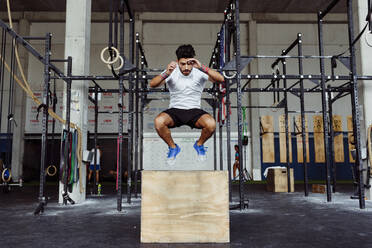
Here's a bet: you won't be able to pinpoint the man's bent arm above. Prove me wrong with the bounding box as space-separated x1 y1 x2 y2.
204 67 225 83
187 58 224 83
149 73 167 88
150 61 177 88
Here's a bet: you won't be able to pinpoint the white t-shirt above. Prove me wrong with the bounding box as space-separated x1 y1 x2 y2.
90 148 101 165
165 66 209 109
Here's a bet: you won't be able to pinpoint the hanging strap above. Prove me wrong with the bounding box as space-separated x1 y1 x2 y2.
59 130 67 182
242 107 247 135
333 22 369 59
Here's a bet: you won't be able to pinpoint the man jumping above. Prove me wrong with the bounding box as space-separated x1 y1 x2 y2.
150 44 224 164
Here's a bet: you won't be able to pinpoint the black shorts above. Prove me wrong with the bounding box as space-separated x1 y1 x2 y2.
162 108 209 129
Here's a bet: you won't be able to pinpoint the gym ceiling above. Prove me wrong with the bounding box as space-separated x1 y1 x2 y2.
0 0 346 13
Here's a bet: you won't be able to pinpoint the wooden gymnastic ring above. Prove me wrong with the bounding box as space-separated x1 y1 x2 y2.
2 168 12 183
100 46 120 65
46 165 57 177
107 55 124 71
223 71 237 79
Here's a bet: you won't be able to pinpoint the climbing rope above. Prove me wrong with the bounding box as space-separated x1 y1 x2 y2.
242 107 248 145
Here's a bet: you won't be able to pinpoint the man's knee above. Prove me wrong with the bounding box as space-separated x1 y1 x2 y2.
204 118 216 133
154 116 165 131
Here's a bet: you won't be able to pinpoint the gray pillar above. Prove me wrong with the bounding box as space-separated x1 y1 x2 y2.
11 18 30 182
59 0 92 204
354 0 372 199
248 20 261 180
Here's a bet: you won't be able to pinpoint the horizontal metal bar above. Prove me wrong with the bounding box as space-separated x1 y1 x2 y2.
87 88 216 94
241 74 369 80
242 55 350 60
241 87 351 93
0 183 22 187
288 110 323 114
22 36 46 40
98 111 129 114
51 75 122 81
50 59 69 63
231 105 283 109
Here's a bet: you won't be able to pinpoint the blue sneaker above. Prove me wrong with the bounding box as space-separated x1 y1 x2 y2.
193 141 207 161
167 144 181 165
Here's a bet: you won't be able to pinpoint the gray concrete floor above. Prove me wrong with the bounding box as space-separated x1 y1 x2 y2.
0 183 371 248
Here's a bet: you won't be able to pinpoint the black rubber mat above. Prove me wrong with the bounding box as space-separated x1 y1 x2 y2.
0 183 371 248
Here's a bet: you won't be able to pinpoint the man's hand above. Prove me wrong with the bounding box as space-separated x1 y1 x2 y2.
166 61 178 75
150 61 177 88
186 58 225 83
186 58 201 69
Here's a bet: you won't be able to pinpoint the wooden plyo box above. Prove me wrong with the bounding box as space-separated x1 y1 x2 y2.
266 168 294 193
141 170 230 243
312 184 326 194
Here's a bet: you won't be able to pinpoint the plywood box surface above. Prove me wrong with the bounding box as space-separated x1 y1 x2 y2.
266 168 294 193
141 170 230 243
312 184 326 194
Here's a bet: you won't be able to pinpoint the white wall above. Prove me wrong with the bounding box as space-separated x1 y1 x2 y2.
143 131 251 178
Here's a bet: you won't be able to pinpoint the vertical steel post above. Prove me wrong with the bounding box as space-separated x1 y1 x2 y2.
225 15 232 202
213 97 217 171
297 34 310 196
219 29 224 172
327 86 337 193
117 0 125 211
317 13 332 202
139 55 145 171
282 58 291 192
50 76 57 168
0 29 6 133
93 84 98 191
38 33 51 207
63 57 72 205
126 14 135 204
234 0 245 210
6 38 16 170
346 0 365 209
134 32 140 198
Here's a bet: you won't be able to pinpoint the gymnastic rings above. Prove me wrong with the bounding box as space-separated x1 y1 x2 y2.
100 46 120 65
46 165 57 177
107 55 124 71
223 71 237 79
1 168 12 183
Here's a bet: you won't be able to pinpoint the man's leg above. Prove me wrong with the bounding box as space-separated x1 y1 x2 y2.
96 171 99 184
154 112 176 148
88 170 92 182
195 114 216 145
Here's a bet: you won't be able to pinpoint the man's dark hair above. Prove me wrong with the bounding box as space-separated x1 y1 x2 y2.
176 44 195 60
